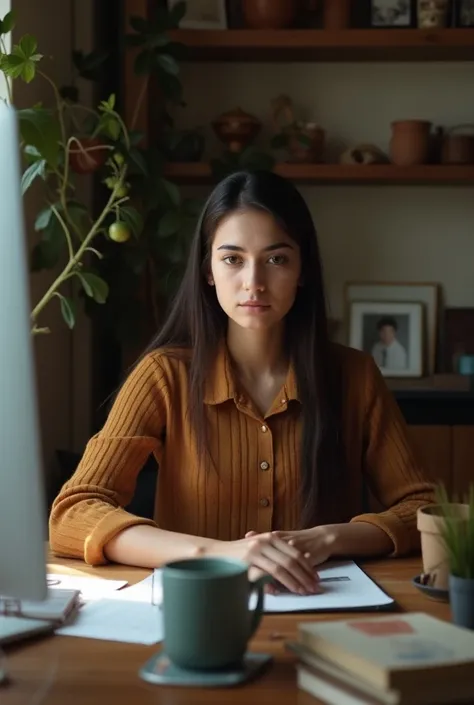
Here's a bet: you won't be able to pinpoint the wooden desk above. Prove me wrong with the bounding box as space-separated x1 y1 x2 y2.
3 556 451 705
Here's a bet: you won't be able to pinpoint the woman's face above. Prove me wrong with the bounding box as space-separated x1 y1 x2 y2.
209 209 302 331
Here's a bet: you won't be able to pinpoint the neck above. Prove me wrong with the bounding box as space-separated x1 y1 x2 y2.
226 322 287 378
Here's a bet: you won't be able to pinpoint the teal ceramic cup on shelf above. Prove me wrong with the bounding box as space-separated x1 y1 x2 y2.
161 557 267 670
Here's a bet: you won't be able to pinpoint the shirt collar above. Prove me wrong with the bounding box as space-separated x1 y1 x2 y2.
203 340 299 406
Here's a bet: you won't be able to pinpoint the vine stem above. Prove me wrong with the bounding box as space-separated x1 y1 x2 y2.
30 181 128 325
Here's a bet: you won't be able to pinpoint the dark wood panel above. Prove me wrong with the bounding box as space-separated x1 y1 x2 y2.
452 426 474 498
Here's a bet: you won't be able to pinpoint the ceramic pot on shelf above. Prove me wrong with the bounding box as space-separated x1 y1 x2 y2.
323 0 351 28
241 0 298 29
441 125 474 164
212 107 261 153
389 119 432 166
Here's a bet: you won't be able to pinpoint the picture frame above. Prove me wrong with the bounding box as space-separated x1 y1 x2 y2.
344 282 440 375
455 0 474 27
441 307 474 373
370 0 415 27
167 0 228 29
349 301 424 378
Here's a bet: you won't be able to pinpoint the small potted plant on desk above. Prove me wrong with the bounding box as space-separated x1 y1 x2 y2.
437 485 474 630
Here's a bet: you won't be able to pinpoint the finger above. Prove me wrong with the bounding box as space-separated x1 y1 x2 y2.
271 537 317 582
251 553 305 594
245 530 258 538
262 544 318 593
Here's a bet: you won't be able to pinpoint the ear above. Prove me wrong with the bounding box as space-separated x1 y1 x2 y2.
208 275 215 286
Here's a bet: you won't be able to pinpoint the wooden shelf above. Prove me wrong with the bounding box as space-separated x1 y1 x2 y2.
169 28 474 62
164 163 474 185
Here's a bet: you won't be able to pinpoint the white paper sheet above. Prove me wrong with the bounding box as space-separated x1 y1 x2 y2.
57 599 163 645
46 573 128 601
262 560 394 612
125 560 394 613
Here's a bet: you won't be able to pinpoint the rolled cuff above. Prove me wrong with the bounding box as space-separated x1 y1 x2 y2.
84 508 157 565
350 510 413 557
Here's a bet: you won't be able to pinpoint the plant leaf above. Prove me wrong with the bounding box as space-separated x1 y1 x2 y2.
18 107 61 167
58 294 76 329
2 11 15 33
134 49 154 75
1 54 25 78
19 34 37 57
169 1 187 26
21 158 46 194
158 209 183 237
129 15 149 34
156 53 179 76
120 205 144 237
35 205 53 231
161 178 181 207
78 272 109 304
22 60 36 83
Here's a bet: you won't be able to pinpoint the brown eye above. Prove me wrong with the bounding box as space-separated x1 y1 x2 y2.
223 255 241 265
268 255 288 265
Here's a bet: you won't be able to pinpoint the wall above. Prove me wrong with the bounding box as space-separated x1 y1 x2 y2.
175 60 474 325
11 0 93 478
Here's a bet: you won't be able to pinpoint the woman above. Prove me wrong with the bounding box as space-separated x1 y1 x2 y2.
50 170 434 595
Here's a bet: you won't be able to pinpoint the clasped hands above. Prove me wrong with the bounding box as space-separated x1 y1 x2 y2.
215 526 340 595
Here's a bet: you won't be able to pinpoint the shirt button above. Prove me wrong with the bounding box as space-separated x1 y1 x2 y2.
259 497 270 507
281 398 287 405
261 425 268 433
260 461 270 471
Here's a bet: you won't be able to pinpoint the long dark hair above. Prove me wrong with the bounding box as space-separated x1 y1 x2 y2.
144 170 346 527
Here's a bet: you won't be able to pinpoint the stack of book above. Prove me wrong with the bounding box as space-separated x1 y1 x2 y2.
288 612 474 705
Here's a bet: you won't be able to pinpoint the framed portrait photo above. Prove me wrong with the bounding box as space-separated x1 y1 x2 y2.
349 301 424 377
167 0 228 29
456 0 474 27
370 0 415 27
344 281 440 375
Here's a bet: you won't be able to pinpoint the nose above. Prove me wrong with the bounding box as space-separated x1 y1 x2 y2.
243 262 265 293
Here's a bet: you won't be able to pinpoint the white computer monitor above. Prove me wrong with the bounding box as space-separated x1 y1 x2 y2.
0 104 48 603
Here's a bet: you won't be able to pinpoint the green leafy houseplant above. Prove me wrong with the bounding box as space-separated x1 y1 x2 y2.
435 484 474 579
0 3 199 340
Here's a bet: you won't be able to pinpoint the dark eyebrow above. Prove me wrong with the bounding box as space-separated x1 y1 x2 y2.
216 242 294 252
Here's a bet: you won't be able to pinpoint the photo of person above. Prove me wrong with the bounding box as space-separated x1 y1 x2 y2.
369 316 408 370
349 301 423 377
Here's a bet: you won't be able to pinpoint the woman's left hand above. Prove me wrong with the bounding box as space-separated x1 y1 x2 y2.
246 525 340 569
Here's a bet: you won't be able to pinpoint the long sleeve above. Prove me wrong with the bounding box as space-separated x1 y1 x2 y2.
49 354 168 565
350 355 435 556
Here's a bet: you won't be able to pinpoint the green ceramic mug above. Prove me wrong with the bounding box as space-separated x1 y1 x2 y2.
161 557 267 670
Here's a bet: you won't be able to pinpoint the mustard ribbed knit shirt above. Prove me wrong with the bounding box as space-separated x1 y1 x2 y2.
49 344 434 565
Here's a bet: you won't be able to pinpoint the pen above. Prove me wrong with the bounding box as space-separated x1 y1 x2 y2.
318 576 350 583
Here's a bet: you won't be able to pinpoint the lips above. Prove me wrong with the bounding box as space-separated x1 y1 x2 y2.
239 301 270 308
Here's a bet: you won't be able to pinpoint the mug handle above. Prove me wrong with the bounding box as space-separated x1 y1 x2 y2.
248 575 270 638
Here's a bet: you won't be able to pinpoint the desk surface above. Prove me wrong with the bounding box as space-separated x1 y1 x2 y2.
3 554 451 705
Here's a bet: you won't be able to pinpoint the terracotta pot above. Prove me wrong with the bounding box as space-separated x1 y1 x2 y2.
323 0 351 28
389 120 432 166
287 122 325 163
441 125 474 164
242 0 297 29
417 0 450 28
212 107 261 153
417 504 469 591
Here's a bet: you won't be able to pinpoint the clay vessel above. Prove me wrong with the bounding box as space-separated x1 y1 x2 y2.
390 120 432 166
242 0 297 29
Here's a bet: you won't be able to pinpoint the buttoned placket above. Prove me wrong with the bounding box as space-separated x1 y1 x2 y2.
235 392 290 534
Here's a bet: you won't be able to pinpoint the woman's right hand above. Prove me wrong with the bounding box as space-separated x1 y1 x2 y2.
208 532 320 594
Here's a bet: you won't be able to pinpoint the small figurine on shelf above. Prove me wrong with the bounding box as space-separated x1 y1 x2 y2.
270 94 325 163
